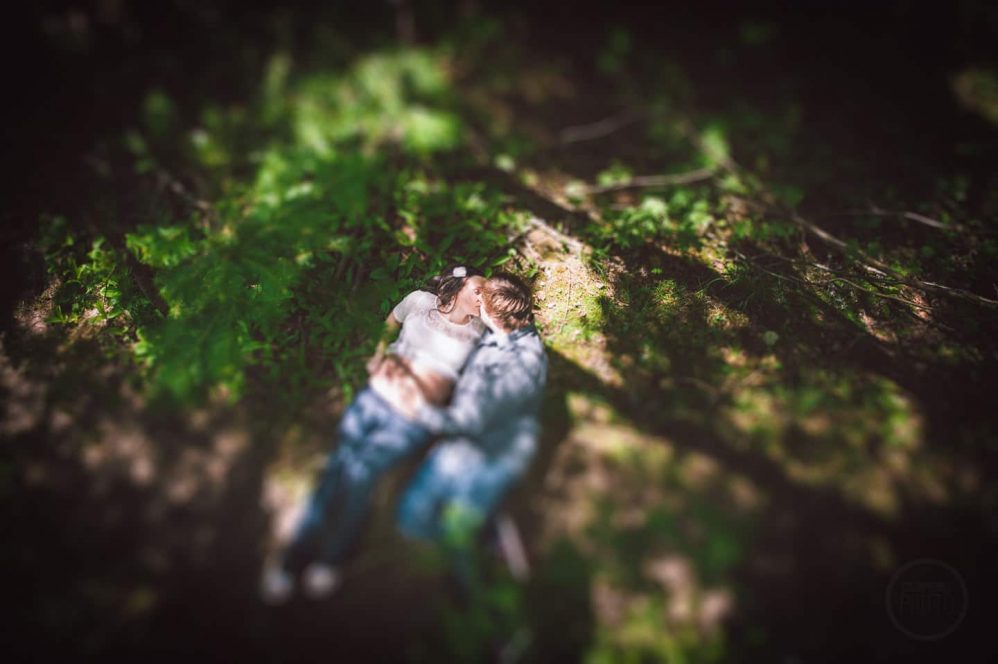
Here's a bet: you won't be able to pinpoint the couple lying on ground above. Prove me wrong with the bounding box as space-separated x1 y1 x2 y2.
261 266 547 603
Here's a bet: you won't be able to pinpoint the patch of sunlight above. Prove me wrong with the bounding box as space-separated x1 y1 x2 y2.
719 364 949 517
693 236 736 275
533 231 621 384
719 345 749 368
588 571 728 664
877 380 923 450
0 339 49 436
725 386 780 449
494 153 516 172
578 420 672 474
292 49 460 157
952 67 998 126
699 124 731 167
402 106 461 153
142 89 177 138
596 161 633 189
75 407 250 527
564 179 588 205
643 554 734 634
161 426 249 505
705 300 748 331
293 98 336 157
539 406 677 544
261 424 328 550
126 225 200 269
260 51 292 124
726 474 765 511
839 465 900 517
84 420 158 487
124 46 467 401
567 392 614 425
652 278 682 310
540 371 758 663
677 452 721 491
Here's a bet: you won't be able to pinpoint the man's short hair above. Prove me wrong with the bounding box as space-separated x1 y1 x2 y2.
484 272 534 330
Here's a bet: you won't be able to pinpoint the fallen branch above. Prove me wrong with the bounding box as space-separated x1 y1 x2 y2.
869 206 950 230
527 216 588 253
825 206 956 232
732 249 893 356
788 211 998 308
732 249 934 314
587 167 717 194
516 237 544 265
673 110 998 310
743 251 993 353
502 226 543 266
559 110 644 144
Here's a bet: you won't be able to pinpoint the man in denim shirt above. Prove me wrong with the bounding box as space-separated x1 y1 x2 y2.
396 273 546 581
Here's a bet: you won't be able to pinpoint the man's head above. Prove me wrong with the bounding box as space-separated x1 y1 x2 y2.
480 272 534 334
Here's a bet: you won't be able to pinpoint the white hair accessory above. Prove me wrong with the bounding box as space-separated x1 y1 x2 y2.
452 266 467 278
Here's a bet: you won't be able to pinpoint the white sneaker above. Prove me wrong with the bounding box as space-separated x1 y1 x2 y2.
260 565 294 605
302 563 342 599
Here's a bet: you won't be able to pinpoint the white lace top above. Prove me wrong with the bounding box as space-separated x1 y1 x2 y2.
387 290 485 380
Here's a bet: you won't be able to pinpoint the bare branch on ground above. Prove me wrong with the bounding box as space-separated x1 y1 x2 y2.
559 110 644 144
527 216 587 254
586 168 717 194
822 207 960 232
671 111 998 310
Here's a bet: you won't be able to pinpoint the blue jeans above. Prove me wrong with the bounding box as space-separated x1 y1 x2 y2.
397 440 525 543
283 388 431 572
397 440 527 595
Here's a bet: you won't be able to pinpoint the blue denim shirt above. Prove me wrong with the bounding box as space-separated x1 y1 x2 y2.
413 324 547 472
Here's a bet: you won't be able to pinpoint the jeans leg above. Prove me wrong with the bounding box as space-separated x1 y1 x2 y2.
316 394 430 565
439 500 488 600
282 453 346 572
396 452 448 542
443 454 527 598
282 390 374 572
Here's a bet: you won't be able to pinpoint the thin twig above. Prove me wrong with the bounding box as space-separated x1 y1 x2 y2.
559 110 644 144
670 113 998 309
826 276 933 311
751 252 934 312
788 211 998 308
690 113 998 308
871 206 950 230
587 168 716 194
824 207 955 232
753 251 989 352
732 249 932 313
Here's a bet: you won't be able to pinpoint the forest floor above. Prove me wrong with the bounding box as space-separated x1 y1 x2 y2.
3 5 998 663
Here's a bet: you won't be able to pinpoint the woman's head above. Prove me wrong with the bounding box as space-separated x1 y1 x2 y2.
425 265 485 318
481 272 534 332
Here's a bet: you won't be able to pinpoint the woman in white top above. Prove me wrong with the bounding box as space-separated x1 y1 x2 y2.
263 265 486 603
368 266 486 411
